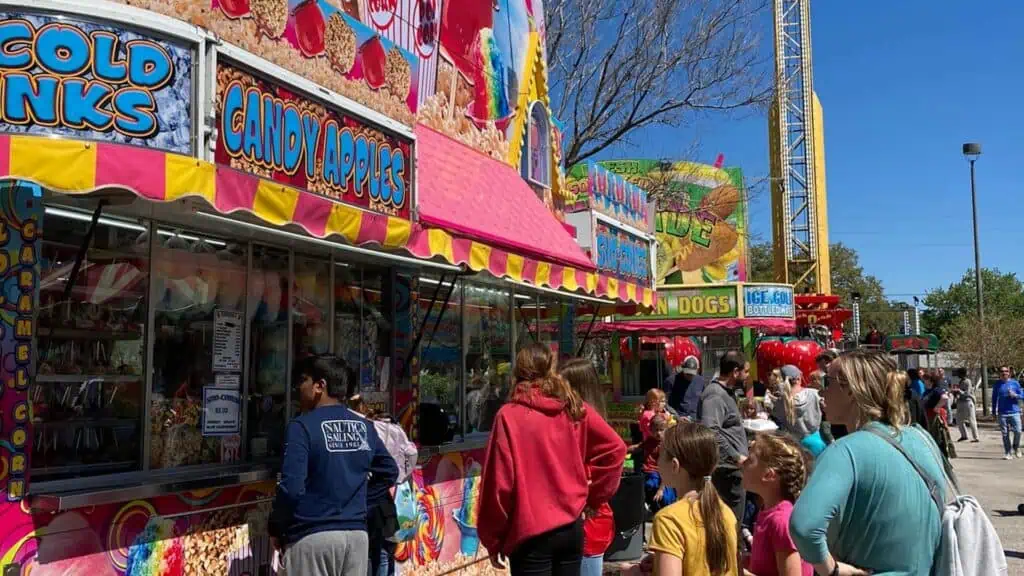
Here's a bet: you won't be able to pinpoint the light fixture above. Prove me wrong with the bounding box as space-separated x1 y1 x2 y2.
157 229 227 247
45 206 146 232
196 211 463 272
45 206 228 247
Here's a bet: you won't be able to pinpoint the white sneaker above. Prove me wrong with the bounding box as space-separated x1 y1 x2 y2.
1016 450 1022 459
1005 454 1014 460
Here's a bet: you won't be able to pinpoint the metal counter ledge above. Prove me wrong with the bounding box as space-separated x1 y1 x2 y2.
29 463 277 512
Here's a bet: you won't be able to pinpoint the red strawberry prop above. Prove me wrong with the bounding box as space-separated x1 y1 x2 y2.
756 338 784 380
359 36 387 89
219 0 251 18
785 339 823 380
294 0 327 57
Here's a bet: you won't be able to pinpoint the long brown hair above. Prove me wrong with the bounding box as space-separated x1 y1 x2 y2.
661 422 733 575
559 358 606 418
512 344 585 420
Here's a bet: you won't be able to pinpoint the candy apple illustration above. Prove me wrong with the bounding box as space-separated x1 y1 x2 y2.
218 0 251 18
359 35 387 89
294 0 327 56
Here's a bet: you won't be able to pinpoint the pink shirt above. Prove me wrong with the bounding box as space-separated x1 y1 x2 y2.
748 500 813 576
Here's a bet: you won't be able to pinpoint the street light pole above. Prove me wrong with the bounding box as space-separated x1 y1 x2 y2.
963 142 987 416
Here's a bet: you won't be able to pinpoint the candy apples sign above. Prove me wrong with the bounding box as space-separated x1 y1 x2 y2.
216 62 412 219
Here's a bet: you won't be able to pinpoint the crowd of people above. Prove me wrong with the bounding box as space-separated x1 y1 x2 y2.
474 346 1000 576
261 346 1006 576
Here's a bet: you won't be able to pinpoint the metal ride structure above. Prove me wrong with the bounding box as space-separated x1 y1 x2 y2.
769 0 831 295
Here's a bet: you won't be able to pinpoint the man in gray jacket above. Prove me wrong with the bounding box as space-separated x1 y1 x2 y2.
697 350 749 522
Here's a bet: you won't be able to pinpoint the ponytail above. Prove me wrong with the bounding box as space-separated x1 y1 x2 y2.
884 370 910 428
661 422 734 576
780 376 796 426
698 476 730 576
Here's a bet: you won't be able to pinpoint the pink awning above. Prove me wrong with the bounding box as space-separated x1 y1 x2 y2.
414 125 595 271
593 318 796 334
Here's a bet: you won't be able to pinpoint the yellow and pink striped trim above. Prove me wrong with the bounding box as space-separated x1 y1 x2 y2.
405 225 656 307
0 135 412 249
1 135 655 307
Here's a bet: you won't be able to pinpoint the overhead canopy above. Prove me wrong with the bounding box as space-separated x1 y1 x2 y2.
4 132 655 307
592 317 795 335
409 125 654 306
0 135 414 251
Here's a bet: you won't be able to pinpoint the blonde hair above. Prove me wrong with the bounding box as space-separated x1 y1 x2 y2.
644 387 666 410
661 422 734 576
779 374 796 427
832 350 908 429
750 433 813 502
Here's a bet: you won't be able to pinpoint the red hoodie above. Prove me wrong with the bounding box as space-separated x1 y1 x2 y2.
477 388 627 557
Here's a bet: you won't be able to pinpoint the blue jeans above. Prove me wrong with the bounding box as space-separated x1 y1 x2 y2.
999 412 1021 455
580 554 603 576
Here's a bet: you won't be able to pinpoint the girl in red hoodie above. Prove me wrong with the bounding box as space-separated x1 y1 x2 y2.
479 344 627 576
559 358 617 576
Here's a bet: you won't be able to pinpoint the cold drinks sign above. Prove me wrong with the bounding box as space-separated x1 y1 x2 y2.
216 62 413 219
0 12 193 153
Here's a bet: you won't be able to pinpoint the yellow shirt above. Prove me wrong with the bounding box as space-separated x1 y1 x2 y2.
648 496 739 576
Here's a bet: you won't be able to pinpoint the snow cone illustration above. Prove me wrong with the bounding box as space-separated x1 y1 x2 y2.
453 460 482 556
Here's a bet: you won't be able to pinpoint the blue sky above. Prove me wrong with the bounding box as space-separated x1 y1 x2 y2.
591 1 1024 303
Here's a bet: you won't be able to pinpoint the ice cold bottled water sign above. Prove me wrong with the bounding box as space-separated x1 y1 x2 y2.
743 285 795 318
321 419 370 452
0 13 193 153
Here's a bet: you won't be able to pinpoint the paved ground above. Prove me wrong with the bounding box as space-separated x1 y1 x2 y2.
606 419 1024 574
952 419 1024 573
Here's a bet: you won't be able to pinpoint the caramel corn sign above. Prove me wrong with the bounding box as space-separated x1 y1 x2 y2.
216 62 413 219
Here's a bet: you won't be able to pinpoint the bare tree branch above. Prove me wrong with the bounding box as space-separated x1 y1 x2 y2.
545 0 772 168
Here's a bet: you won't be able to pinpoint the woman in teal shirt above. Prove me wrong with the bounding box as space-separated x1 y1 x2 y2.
790 350 948 576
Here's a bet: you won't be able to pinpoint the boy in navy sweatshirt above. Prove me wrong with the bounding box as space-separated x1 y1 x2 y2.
269 354 398 576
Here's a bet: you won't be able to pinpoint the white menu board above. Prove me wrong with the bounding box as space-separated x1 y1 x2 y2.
213 309 243 371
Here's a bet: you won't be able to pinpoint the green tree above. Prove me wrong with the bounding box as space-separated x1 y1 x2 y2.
747 240 775 283
922 268 1024 338
747 241 902 334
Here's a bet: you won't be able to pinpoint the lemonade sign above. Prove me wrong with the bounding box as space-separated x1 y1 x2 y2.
599 160 747 286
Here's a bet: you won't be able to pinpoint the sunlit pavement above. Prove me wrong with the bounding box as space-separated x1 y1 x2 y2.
950 418 1024 572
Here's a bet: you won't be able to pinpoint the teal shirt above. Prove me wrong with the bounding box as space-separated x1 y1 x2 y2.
790 423 946 575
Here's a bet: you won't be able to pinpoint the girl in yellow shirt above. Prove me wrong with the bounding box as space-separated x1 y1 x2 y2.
647 422 739 576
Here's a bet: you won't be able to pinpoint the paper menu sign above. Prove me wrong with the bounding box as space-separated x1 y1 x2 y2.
213 309 243 372
202 386 241 436
215 373 240 389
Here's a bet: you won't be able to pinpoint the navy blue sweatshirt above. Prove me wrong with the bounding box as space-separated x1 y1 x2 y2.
269 404 398 545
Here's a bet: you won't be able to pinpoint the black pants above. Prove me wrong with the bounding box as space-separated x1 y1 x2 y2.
711 467 746 525
509 518 583 576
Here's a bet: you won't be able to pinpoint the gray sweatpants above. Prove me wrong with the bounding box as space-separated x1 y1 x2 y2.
283 530 368 576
